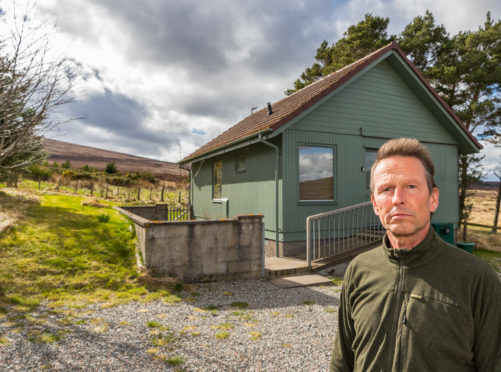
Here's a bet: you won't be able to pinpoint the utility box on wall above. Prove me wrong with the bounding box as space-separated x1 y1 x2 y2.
432 223 455 246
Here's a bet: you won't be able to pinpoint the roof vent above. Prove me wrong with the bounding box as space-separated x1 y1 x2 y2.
267 102 273 115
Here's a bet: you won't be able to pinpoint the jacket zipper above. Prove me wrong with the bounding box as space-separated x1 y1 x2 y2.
387 258 404 371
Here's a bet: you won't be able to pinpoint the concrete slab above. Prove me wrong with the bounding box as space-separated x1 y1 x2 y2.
265 257 308 271
269 274 332 288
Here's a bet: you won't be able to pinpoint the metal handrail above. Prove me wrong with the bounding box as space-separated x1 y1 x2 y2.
306 201 384 268
167 206 191 221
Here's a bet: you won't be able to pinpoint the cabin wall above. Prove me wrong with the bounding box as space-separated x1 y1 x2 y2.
191 141 283 240
281 60 459 241
190 60 462 245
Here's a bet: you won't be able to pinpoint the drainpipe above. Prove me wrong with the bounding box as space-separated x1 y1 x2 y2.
259 133 280 257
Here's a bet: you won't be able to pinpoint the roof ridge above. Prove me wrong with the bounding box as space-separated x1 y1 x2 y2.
284 42 395 100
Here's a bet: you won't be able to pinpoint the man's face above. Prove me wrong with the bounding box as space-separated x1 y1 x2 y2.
371 156 439 240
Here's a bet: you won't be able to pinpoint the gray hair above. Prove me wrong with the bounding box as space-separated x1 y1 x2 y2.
370 138 436 194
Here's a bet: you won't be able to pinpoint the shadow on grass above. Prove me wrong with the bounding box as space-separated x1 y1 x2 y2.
0 192 182 315
1 191 339 318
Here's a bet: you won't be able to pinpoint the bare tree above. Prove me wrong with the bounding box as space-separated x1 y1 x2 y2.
0 3 73 173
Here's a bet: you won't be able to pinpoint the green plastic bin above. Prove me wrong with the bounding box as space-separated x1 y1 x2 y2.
432 223 455 245
457 242 474 253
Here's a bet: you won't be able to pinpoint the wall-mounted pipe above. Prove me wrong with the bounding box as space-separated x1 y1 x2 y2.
259 133 279 257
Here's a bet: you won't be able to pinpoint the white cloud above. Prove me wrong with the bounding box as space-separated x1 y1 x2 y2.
480 142 501 181
3 0 498 169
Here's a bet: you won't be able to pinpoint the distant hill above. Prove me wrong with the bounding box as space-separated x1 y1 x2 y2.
473 181 500 191
43 138 188 182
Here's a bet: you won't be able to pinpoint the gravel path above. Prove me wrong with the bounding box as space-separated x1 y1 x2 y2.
0 279 340 371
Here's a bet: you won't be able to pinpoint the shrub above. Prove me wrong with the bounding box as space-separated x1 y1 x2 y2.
105 162 118 175
61 160 71 169
97 214 110 223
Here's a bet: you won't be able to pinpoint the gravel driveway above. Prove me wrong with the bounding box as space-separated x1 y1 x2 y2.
0 279 340 371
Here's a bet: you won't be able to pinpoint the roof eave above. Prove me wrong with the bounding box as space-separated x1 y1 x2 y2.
179 129 272 165
390 46 482 153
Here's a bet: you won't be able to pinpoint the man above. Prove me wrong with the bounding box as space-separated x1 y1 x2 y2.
330 138 501 372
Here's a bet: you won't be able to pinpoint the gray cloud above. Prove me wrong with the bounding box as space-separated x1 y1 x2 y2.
60 88 190 157
37 0 500 177
43 0 344 158
86 0 335 78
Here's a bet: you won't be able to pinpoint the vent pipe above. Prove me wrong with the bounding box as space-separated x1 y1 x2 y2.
267 102 273 115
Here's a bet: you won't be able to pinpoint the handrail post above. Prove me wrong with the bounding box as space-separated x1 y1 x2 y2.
305 201 383 264
306 216 311 269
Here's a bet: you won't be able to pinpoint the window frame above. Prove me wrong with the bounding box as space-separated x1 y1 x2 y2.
363 148 378 191
297 144 336 203
212 159 223 200
235 153 247 173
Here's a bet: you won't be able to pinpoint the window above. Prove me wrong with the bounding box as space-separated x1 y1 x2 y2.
213 160 222 199
299 146 334 201
235 154 246 172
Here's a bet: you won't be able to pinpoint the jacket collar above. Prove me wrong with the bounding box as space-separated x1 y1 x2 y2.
383 226 442 267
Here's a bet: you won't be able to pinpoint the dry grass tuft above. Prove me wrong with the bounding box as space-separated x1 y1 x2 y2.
0 189 40 232
81 197 106 208
0 212 15 233
468 230 501 253
467 189 500 228
137 271 179 291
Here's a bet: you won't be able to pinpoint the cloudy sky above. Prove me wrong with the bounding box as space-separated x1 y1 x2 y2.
2 0 500 179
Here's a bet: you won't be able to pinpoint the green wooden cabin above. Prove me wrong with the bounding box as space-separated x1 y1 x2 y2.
179 43 481 257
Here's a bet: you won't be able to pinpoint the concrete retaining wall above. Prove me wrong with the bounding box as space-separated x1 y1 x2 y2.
116 206 264 282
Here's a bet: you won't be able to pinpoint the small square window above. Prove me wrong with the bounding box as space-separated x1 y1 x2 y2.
235 154 246 173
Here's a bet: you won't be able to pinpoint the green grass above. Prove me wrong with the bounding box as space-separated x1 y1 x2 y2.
474 249 501 272
327 276 343 286
215 331 229 339
147 321 162 328
97 213 111 223
166 356 185 366
212 322 234 330
0 188 181 318
230 301 249 309
27 329 65 343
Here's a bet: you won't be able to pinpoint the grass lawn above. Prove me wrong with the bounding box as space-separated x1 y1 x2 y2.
0 184 498 338
468 227 501 273
0 187 181 321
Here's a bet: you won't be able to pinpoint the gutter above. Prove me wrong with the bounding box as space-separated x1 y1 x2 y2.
258 133 280 257
179 129 273 166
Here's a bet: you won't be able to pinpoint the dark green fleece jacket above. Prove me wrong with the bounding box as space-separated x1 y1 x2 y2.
330 227 501 372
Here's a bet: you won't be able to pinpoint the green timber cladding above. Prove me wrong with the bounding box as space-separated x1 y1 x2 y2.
190 142 282 239
181 43 480 246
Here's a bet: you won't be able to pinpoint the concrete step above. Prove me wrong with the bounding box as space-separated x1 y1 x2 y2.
264 257 310 278
264 239 382 278
269 274 332 288
311 244 377 272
